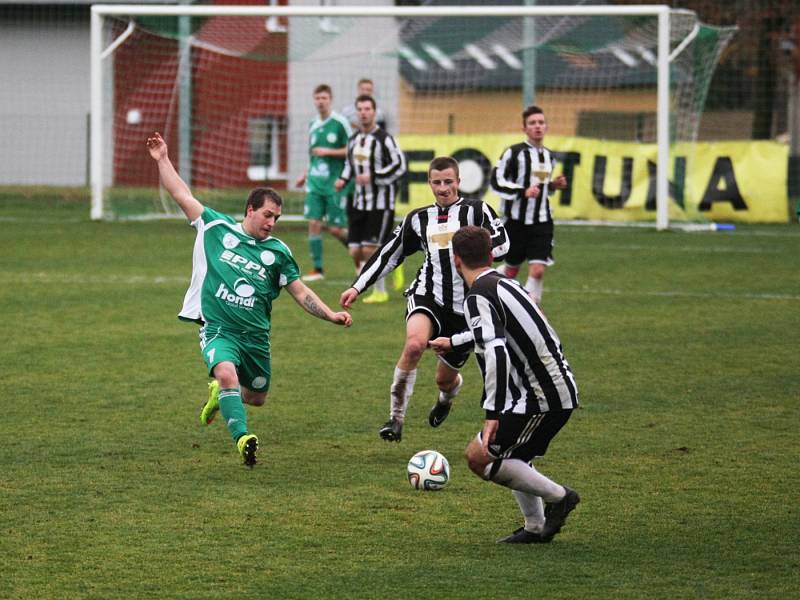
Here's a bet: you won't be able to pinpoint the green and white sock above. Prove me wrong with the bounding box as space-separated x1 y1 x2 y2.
309 235 323 271
218 387 248 441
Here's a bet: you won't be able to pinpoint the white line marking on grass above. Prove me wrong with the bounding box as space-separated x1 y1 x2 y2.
4 273 797 302
566 243 781 254
0 272 187 285
552 287 800 301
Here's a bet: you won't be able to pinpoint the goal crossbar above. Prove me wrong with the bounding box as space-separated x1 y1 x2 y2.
90 4 671 229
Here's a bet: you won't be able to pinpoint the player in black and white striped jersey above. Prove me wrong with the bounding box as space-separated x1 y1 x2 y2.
490 105 568 304
335 94 406 304
339 157 509 442
430 226 579 544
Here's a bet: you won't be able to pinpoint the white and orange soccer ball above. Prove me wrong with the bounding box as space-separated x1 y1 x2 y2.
407 450 450 491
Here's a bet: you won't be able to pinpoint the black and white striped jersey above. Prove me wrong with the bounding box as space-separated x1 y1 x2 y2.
351 198 510 315
490 142 557 224
451 270 578 416
340 126 406 211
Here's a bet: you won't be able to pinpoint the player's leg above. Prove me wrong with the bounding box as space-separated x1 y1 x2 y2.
379 306 435 441
498 219 524 278
428 310 469 427
326 192 349 247
209 361 257 466
199 332 249 442
362 209 393 303
524 223 554 303
525 262 546 304
489 411 579 542
303 192 326 281
361 244 388 303
429 362 463 427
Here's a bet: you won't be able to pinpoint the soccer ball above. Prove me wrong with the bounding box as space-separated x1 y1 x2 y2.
407 450 450 491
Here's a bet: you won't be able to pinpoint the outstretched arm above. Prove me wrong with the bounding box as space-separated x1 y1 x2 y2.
286 279 353 327
146 132 203 221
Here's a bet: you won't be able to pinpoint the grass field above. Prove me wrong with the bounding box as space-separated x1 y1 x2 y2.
2 192 799 599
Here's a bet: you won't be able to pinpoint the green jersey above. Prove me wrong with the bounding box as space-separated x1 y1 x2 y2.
179 207 300 333
306 111 351 194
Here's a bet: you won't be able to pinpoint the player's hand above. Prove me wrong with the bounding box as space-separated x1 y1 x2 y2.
146 132 168 161
481 419 499 454
334 179 345 192
552 174 567 189
331 311 353 327
428 337 452 355
339 287 359 309
356 173 371 186
524 184 540 198
295 173 306 188
311 147 327 157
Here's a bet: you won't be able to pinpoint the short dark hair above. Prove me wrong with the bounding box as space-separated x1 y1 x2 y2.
522 105 544 124
355 94 376 109
313 84 332 96
428 156 460 177
245 187 283 215
452 226 492 269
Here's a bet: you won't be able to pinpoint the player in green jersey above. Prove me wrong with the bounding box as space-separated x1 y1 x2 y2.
147 132 352 467
295 84 353 282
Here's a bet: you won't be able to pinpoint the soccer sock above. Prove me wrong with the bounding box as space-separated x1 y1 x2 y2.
525 276 543 303
390 367 417 420
374 277 386 293
218 387 248 442
490 458 565 503
502 263 521 278
309 235 323 270
512 490 546 533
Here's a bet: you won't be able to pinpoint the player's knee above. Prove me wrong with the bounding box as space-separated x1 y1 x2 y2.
529 264 545 279
245 392 267 407
213 363 238 388
465 441 490 479
403 339 427 362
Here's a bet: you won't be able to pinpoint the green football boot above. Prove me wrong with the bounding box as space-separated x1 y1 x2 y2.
200 380 220 426
237 434 259 467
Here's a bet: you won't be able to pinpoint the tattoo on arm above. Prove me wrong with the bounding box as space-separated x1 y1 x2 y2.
303 293 329 321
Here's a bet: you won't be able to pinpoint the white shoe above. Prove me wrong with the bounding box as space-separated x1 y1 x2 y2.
302 269 324 282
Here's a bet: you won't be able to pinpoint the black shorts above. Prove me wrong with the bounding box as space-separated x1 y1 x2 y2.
405 294 470 369
503 220 554 267
485 410 572 464
347 208 395 247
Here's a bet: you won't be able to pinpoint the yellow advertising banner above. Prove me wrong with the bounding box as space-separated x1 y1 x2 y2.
395 134 789 223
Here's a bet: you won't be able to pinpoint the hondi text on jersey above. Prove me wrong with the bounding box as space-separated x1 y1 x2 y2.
215 280 256 308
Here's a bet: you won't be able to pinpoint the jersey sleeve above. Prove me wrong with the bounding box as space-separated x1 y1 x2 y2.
194 206 234 228
340 138 354 183
372 133 406 185
340 116 353 141
480 202 510 260
350 213 418 294
464 293 509 418
490 146 524 200
278 248 300 288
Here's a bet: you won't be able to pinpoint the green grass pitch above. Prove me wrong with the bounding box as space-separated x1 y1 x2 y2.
1 190 798 598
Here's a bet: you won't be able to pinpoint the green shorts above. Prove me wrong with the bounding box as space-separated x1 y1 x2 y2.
304 191 348 227
199 326 272 392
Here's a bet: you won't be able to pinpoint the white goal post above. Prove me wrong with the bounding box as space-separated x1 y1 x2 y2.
91 3 674 227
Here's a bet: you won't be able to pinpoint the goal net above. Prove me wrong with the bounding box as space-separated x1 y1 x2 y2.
91 3 735 228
